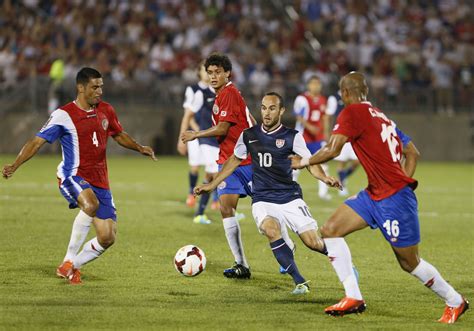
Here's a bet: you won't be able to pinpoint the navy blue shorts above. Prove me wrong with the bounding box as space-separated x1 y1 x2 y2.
306 140 326 154
217 164 252 198
59 176 117 221
345 186 420 247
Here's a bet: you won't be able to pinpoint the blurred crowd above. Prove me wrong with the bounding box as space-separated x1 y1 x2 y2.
0 0 472 114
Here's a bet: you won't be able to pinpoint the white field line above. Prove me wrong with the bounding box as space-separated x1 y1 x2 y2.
0 195 473 219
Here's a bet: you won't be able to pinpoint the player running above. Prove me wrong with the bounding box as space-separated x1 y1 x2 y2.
181 53 255 278
293 75 331 200
195 92 347 294
291 71 468 323
2 67 156 284
177 62 219 224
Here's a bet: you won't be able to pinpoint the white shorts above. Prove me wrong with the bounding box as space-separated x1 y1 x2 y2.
335 143 357 162
187 139 201 167
200 144 219 173
252 199 318 235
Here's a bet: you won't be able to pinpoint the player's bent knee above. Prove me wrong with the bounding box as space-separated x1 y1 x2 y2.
82 199 99 217
260 218 281 241
320 222 341 238
98 232 115 248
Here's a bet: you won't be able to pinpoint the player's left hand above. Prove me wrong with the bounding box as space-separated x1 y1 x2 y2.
139 146 157 161
289 155 305 170
322 176 343 191
181 130 197 143
194 183 214 196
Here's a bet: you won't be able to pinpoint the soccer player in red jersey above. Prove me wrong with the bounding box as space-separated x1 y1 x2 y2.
293 76 332 200
181 53 257 278
291 72 468 323
2 68 156 284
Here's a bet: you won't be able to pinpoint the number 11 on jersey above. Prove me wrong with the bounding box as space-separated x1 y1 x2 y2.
92 131 99 147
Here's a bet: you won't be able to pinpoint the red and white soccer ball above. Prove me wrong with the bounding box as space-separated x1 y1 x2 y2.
174 245 206 277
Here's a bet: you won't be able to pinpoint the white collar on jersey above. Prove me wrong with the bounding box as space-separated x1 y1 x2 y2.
73 100 96 112
361 101 372 105
260 124 283 135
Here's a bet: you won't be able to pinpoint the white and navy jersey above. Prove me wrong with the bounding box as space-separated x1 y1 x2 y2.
327 92 345 117
187 82 218 147
234 124 312 204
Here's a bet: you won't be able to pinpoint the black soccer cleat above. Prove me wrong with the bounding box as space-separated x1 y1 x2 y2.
223 263 251 279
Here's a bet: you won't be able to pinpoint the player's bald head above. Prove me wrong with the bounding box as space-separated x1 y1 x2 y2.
340 71 368 100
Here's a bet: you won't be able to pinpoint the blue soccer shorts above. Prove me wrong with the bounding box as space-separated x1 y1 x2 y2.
306 140 326 154
217 164 253 198
345 186 420 247
58 176 117 221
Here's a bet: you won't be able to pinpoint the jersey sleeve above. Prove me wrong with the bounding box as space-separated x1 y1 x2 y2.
292 132 312 158
218 90 240 124
36 109 65 143
332 105 363 139
293 95 308 117
326 95 338 116
107 105 123 136
182 86 194 109
395 126 411 147
190 90 204 114
234 131 248 160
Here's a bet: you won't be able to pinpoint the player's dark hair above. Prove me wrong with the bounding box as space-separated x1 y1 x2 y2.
264 92 284 109
204 53 232 72
76 67 102 86
306 75 320 84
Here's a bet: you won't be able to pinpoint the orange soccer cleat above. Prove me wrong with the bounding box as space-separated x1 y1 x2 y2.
438 298 469 324
68 268 82 285
325 297 366 316
186 194 196 208
56 260 73 279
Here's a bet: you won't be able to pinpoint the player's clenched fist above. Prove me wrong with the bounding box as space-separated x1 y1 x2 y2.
181 130 197 144
321 176 343 191
193 183 214 196
2 164 17 179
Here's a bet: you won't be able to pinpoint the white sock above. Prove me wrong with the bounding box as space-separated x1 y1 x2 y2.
64 210 93 261
318 164 329 197
223 216 249 268
324 238 363 300
411 259 463 307
72 237 105 269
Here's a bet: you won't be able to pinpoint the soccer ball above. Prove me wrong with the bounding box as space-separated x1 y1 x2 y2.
174 245 206 277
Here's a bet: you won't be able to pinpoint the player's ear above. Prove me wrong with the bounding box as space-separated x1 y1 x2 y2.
280 106 286 115
77 83 85 94
225 71 230 79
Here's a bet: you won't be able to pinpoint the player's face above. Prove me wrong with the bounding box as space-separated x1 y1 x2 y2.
261 95 284 130
206 65 230 91
307 79 322 95
339 78 350 105
199 65 209 84
84 78 103 106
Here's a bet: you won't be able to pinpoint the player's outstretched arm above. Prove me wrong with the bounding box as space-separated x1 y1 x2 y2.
306 164 343 190
402 141 420 177
181 121 231 144
2 136 46 179
194 155 242 195
291 134 347 169
113 132 157 161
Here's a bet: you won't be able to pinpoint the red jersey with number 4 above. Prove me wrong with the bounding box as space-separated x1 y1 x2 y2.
212 82 253 165
36 101 123 189
333 101 417 200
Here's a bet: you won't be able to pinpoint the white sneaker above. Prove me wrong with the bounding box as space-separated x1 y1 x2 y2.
319 193 332 201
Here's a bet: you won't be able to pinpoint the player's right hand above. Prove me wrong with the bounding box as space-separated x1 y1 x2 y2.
177 141 187 156
2 164 16 179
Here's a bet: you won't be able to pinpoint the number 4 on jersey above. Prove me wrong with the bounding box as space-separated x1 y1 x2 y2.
92 131 99 147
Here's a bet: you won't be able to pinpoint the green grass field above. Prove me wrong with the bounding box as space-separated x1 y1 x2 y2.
0 155 472 330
